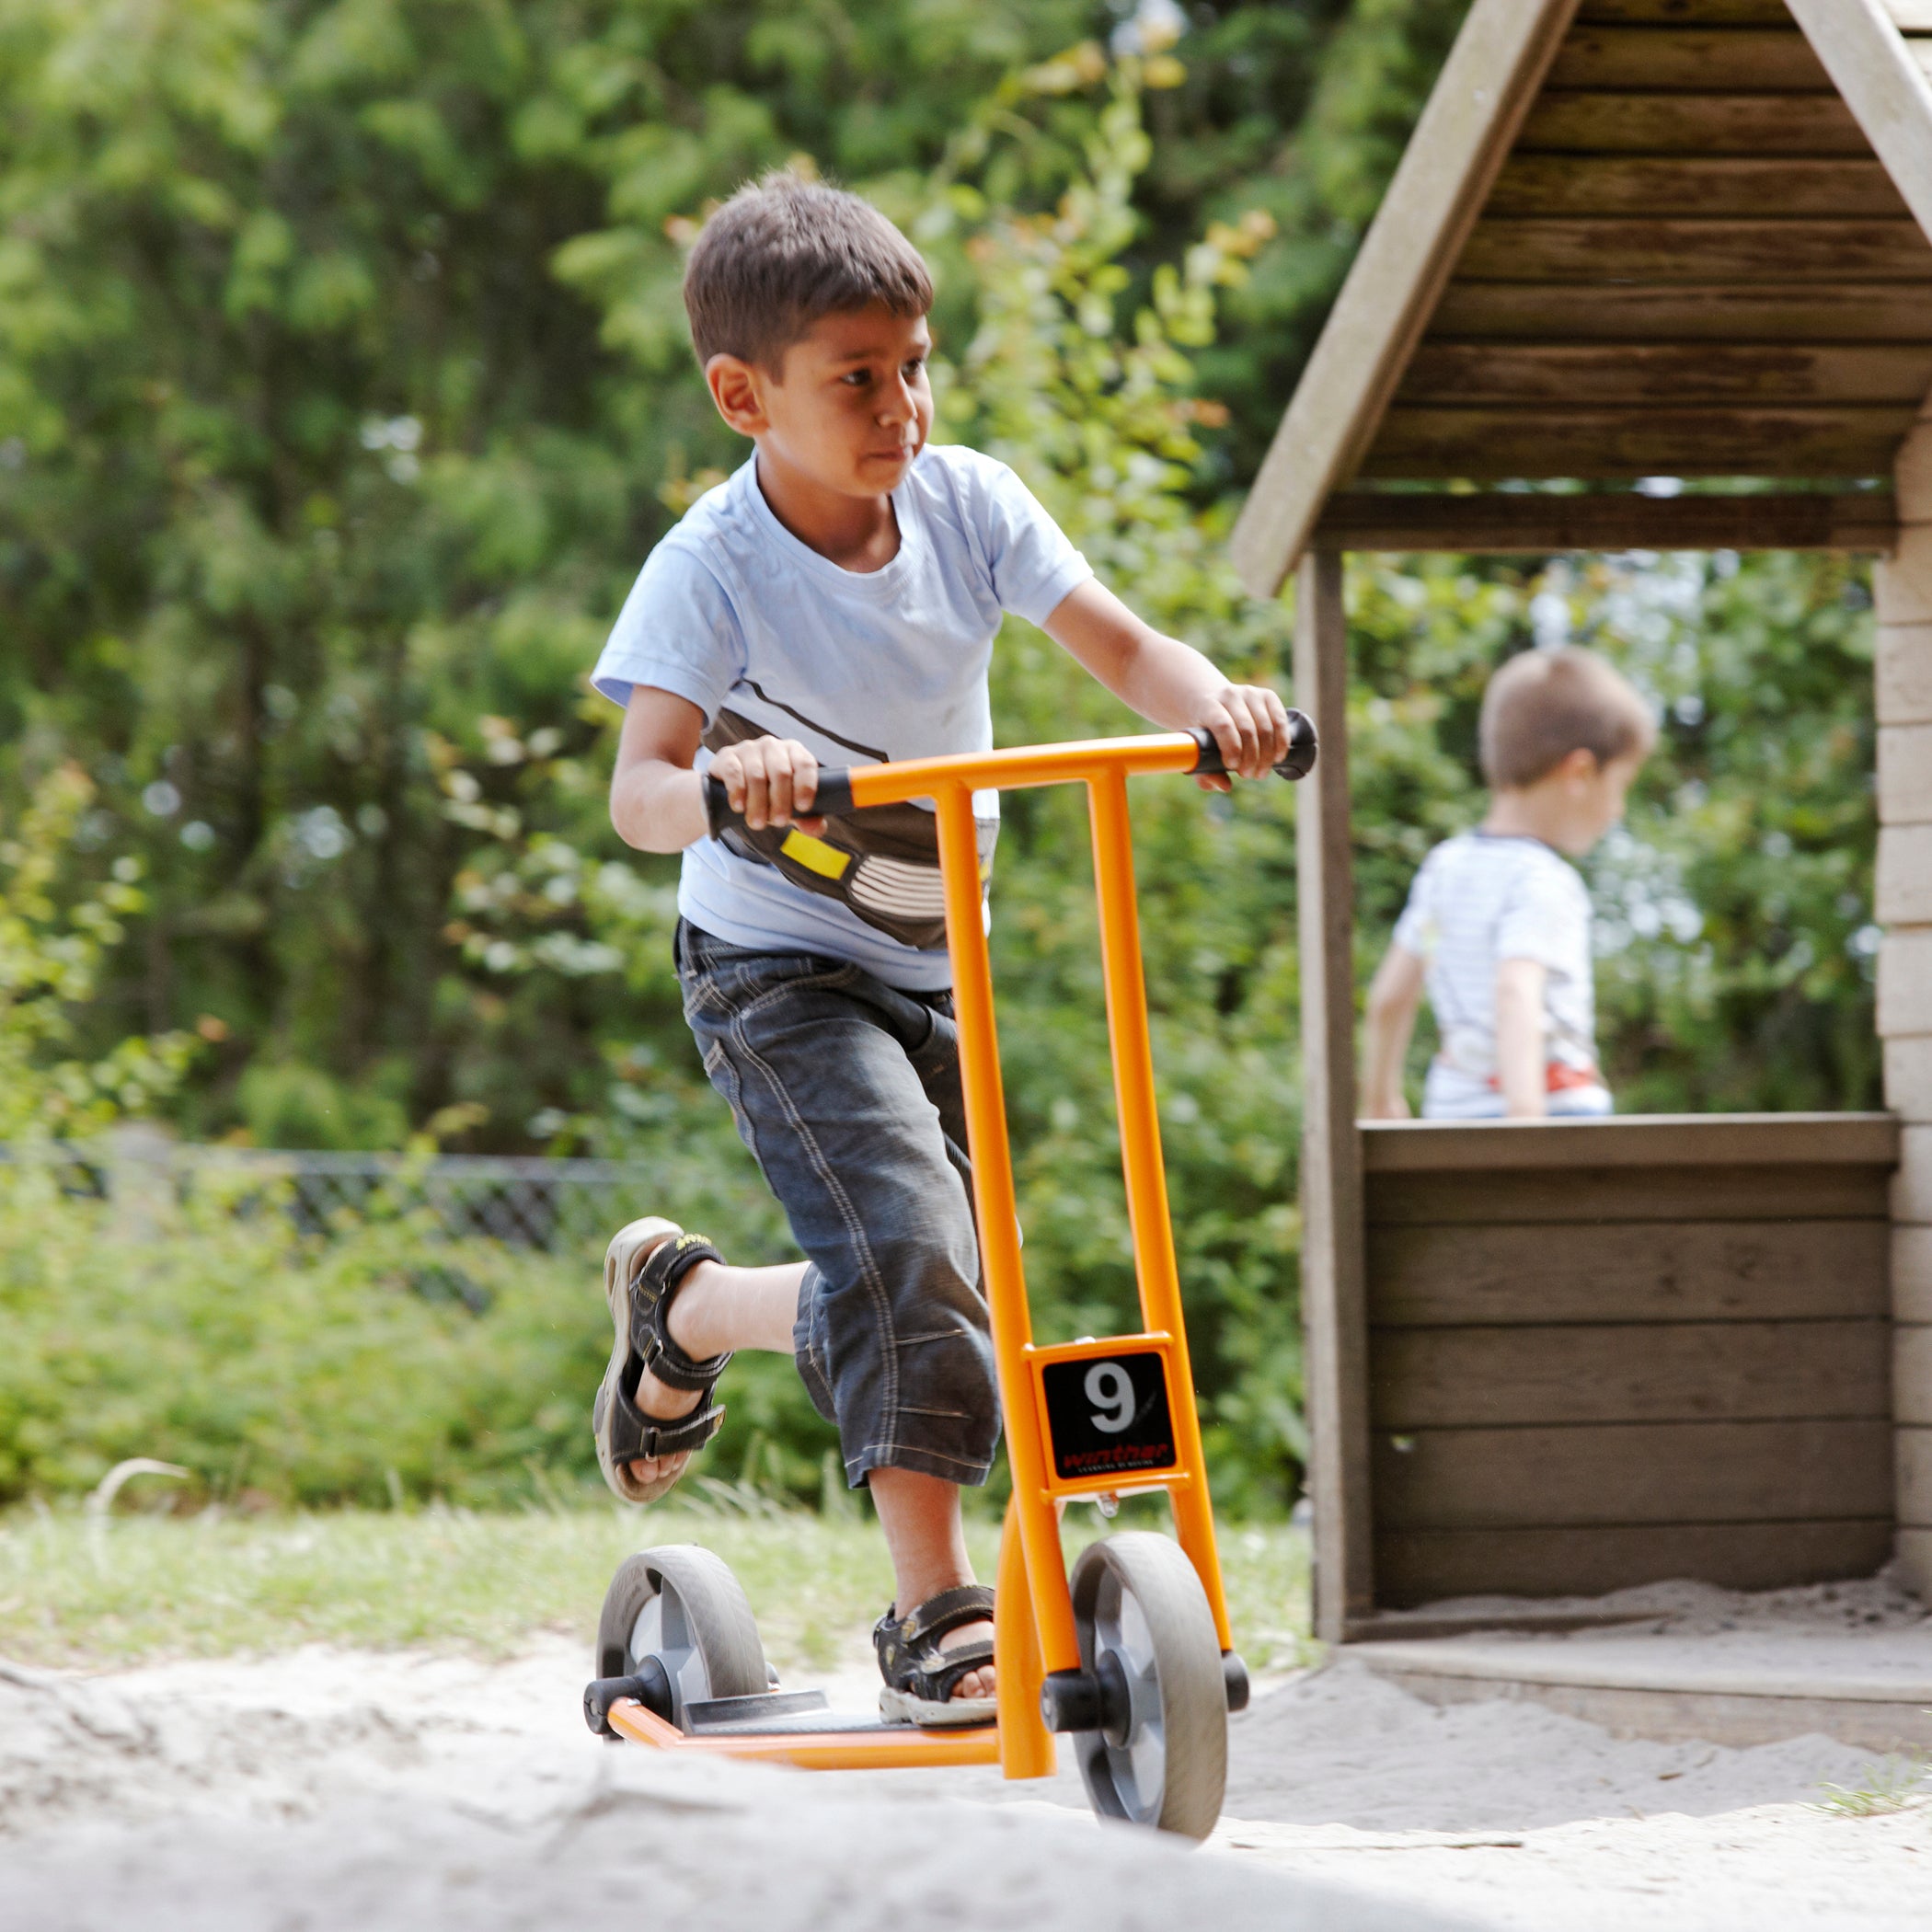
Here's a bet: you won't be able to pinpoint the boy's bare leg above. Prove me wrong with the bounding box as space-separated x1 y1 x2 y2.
628 1259 994 1701
868 1466 995 1699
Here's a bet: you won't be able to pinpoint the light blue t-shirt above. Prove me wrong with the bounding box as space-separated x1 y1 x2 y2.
591 445 1092 988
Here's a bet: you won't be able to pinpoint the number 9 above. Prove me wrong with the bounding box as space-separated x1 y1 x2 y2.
1085 1362 1135 1435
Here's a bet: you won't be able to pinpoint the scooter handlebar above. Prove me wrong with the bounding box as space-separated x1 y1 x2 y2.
702 713 1317 838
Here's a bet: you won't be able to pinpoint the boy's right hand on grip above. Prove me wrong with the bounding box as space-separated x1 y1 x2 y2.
708 737 822 834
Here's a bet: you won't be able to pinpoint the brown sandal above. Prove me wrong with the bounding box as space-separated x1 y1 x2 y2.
873 1584 996 1727
592 1219 731 1504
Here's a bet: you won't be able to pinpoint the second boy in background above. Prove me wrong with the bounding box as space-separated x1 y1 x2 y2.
1362 646 1655 1121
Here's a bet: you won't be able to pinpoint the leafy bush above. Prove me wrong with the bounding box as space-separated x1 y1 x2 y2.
0 1159 837 1509
235 1060 411 1154
0 764 194 1138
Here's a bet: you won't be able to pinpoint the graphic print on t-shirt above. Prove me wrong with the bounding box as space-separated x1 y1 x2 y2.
704 703 998 952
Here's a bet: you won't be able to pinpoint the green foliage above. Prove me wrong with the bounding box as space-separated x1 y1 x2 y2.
1202 0 1469 476
940 68 1309 1509
0 764 194 1137
1591 551 1880 1112
0 1146 849 1510
0 0 1106 1136
0 1164 591 1507
236 1059 411 1151
0 0 1395 1137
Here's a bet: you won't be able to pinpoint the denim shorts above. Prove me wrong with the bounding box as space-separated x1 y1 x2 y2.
674 920 1000 1489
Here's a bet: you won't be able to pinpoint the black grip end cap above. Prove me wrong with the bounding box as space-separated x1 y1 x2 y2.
1278 708 1317 780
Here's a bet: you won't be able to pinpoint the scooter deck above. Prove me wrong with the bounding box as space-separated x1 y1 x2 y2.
678 1686 996 1739
607 1696 1005 1769
693 1707 992 1738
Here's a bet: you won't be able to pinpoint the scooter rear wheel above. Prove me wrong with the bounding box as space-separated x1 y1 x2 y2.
1068 1531 1228 1839
596 1545 768 1728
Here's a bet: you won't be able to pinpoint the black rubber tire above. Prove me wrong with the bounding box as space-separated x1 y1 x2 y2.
595 1545 768 1728
1068 1531 1228 1840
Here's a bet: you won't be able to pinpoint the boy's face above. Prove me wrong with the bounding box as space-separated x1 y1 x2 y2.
706 305 934 499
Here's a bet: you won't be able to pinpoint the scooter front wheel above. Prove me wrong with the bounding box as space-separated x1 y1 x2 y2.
1068 1531 1228 1839
595 1545 768 1729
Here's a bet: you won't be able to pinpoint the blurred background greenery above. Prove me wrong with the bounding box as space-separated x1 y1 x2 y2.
0 0 1878 1520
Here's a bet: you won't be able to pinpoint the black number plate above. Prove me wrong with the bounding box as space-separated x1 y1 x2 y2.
1039 1351 1177 1484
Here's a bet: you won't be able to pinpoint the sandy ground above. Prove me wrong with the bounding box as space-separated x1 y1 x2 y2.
4 1576 1930 1931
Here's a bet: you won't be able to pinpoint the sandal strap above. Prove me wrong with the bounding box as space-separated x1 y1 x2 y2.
908 1639 994 1709
896 1584 996 1650
602 1379 726 1462
632 1233 730 1394
873 1585 996 1708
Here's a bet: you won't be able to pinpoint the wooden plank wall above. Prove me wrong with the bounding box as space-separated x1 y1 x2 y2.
1368 0 1932 481
1362 1116 1900 1607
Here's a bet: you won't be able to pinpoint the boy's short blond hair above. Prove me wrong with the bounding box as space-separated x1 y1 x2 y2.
683 170 933 374
1478 646 1656 789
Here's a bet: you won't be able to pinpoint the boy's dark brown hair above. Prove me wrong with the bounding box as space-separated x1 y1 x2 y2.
683 170 933 373
1478 646 1657 789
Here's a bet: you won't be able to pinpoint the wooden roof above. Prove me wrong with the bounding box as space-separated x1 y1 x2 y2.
1230 0 1932 592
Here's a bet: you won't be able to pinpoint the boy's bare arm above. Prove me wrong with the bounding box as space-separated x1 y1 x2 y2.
609 686 822 853
1041 579 1290 788
1494 957 1549 1119
1363 943 1426 1121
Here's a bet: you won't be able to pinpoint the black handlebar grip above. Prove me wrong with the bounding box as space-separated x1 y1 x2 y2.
703 766 856 839
1187 710 1318 782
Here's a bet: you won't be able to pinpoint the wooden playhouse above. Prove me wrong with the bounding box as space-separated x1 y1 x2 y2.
1227 0 1932 1642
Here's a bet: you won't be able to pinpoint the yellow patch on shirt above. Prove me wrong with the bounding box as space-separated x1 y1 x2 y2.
779 829 852 880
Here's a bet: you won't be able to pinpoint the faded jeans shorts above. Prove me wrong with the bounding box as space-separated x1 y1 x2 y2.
674 920 1001 1489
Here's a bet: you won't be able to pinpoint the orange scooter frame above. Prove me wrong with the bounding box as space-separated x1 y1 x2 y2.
601 727 1307 1778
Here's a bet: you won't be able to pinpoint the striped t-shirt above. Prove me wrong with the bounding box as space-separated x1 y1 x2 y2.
1391 831 1608 1120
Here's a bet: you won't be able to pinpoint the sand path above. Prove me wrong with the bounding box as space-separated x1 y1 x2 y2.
3 1576 1929 1929
0 1639 1441 1932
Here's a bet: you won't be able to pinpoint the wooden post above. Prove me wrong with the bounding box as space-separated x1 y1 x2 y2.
1294 550 1374 1640
1879 388 1932 1596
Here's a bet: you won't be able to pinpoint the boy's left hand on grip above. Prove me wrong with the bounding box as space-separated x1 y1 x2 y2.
1189 696 1317 788
1194 684 1296 790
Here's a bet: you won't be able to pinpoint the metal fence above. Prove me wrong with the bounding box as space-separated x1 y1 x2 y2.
0 1140 651 1253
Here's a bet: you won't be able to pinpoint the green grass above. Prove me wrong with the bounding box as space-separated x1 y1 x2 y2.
0 1496 1312 1676
1811 1757 1931 1819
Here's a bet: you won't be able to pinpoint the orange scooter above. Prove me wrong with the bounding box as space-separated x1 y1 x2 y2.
581 719 1316 1840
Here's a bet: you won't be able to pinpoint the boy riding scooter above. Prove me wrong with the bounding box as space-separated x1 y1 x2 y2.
587 172 1292 1726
